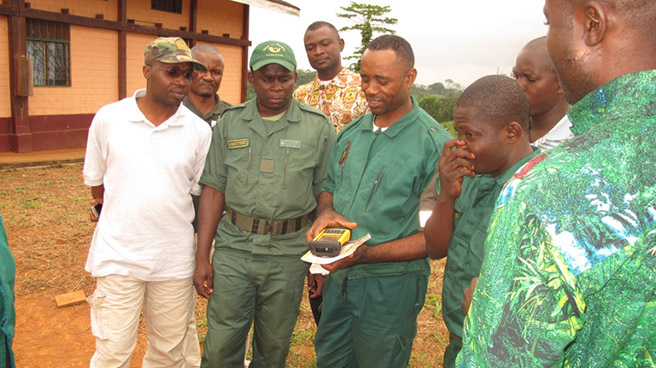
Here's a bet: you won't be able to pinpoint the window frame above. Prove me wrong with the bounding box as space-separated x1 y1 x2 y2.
151 0 183 14
26 19 71 87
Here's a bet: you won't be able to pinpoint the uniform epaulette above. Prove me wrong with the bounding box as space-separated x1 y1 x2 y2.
222 101 249 113
297 102 334 131
415 108 452 153
298 102 327 117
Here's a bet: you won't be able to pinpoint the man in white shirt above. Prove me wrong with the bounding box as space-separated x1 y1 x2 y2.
83 37 211 367
513 36 573 150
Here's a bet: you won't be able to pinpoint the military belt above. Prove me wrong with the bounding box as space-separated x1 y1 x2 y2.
226 207 309 235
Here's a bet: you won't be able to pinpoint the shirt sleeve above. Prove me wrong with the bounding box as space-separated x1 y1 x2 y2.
322 127 344 196
199 114 228 192
189 123 212 195
82 108 108 187
456 196 585 367
313 119 337 197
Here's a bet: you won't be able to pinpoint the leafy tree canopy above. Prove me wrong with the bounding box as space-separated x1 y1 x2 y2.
337 2 397 72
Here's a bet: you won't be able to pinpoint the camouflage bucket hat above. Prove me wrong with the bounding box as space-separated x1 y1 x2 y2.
250 40 296 72
144 37 206 70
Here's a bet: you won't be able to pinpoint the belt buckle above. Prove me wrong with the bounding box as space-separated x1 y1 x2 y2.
264 220 273 234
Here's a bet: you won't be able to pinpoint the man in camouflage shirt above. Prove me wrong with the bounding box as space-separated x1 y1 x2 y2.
457 0 656 366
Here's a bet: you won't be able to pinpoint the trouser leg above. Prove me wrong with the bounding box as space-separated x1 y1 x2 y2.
250 257 307 368
142 277 196 368
315 273 428 368
201 253 255 368
352 274 428 368
88 274 145 368
314 277 356 368
443 335 462 368
182 293 201 367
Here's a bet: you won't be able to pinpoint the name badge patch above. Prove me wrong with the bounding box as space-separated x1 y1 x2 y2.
227 138 249 149
280 139 301 149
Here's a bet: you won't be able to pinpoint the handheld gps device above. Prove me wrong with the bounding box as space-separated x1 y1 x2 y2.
309 228 351 257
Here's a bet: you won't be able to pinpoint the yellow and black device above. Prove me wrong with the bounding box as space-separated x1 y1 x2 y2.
309 228 351 257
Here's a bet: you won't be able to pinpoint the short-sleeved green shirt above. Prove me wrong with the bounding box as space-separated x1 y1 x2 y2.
183 94 231 127
442 148 540 339
200 98 335 257
324 98 452 282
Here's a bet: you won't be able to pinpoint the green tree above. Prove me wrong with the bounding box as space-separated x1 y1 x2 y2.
410 84 432 101
337 2 397 72
296 69 317 86
418 94 459 133
428 82 446 95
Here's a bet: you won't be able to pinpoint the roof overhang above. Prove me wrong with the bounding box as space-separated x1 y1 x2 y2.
230 0 300 16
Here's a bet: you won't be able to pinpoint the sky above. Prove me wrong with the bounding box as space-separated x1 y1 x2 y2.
249 0 549 88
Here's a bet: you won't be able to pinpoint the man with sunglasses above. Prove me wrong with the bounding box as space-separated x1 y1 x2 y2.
83 37 211 367
183 44 232 128
194 40 335 367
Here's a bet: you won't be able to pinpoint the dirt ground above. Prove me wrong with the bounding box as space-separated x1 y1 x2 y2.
1 163 448 367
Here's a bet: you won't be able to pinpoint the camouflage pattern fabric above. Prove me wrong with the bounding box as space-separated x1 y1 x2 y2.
144 37 205 70
457 70 656 367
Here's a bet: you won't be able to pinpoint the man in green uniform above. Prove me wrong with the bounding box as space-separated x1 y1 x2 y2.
457 0 656 366
306 34 451 367
423 75 539 368
193 40 335 368
0 213 16 368
183 44 231 128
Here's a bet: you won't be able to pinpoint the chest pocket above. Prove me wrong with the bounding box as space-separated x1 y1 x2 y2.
224 143 252 185
280 140 320 189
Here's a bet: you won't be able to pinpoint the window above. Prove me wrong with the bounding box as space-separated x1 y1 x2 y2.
26 19 71 86
151 0 182 14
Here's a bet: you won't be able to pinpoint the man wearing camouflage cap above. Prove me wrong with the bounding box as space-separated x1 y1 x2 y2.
83 37 211 367
193 40 335 367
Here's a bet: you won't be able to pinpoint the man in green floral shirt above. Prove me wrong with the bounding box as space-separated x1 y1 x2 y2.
457 0 656 366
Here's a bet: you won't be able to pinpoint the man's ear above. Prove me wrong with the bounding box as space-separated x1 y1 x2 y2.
584 1 608 46
247 71 254 87
339 38 345 52
405 67 417 87
143 64 150 80
505 121 523 143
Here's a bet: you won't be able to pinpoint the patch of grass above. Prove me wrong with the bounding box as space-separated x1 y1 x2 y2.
424 292 442 310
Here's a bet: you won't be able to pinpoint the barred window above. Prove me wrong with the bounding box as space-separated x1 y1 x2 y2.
152 0 182 14
26 19 71 87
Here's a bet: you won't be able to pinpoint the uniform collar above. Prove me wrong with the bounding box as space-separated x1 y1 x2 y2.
239 98 301 138
356 97 420 138
495 146 541 186
183 94 223 119
128 88 187 127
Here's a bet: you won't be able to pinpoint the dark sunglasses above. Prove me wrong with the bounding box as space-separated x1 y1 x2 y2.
158 64 196 80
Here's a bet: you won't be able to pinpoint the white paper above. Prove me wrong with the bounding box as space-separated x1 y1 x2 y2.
309 263 330 275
